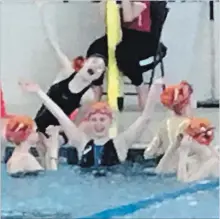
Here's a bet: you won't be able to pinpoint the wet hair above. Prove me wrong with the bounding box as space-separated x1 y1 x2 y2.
5 115 34 145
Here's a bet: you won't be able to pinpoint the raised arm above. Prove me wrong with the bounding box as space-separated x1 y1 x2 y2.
177 137 219 182
19 81 88 148
114 78 163 148
35 1 73 74
155 134 182 174
144 134 162 159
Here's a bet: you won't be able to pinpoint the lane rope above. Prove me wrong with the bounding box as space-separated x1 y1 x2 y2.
79 179 219 219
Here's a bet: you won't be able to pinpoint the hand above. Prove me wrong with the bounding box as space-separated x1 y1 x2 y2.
46 125 60 138
43 126 60 150
18 81 40 93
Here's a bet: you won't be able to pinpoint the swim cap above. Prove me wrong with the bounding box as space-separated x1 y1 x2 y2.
73 56 86 72
160 80 193 115
5 115 34 145
73 54 107 72
85 102 113 120
185 117 214 146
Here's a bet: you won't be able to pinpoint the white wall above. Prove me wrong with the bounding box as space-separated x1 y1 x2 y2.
0 2 104 114
0 1 219 115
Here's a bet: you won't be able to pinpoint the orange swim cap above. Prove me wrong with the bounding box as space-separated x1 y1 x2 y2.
160 80 193 115
85 102 113 120
5 115 34 145
185 117 214 146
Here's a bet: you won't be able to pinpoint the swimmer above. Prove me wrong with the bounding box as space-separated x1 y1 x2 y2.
5 115 43 177
144 81 193 159
155 117 219 182
35 0 100 103
20 78 163 168
144 81 219 181
4 115 60 176
30 1 106 140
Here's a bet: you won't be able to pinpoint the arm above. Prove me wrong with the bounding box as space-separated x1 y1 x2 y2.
19 81 88 148
44 126 60 170
121 0 146 22
144 134 162 159
92 86 103 101
177 138 219 182
91 73 105 101
155 135 181 173
37 3 73 74
114 79 163 149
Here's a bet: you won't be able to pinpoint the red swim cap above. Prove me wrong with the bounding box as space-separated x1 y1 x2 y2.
73 56 86 72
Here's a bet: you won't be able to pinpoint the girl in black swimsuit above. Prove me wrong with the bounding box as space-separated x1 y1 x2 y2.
21 78 163 169
33 2 106 139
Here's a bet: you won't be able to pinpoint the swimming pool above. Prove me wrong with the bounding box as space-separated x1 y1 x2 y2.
1 163 219 219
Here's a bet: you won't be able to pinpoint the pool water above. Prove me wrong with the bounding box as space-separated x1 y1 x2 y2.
1 163 219 219
119 187 219 219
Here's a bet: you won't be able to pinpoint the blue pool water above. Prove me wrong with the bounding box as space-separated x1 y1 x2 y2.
125 188 219 219
1 163 219 219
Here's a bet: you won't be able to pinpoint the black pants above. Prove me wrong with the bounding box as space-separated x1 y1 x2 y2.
87 28 166 86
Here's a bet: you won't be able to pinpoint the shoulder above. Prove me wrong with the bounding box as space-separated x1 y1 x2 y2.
52 70 75 85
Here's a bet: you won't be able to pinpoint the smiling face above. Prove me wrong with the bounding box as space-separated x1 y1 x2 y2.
84 102 113 138
88 113 112 138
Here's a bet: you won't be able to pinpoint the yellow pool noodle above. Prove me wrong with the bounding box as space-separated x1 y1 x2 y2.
106 0 121 137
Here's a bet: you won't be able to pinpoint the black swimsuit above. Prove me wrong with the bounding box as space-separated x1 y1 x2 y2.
79 139 120 168
35 72 90 135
